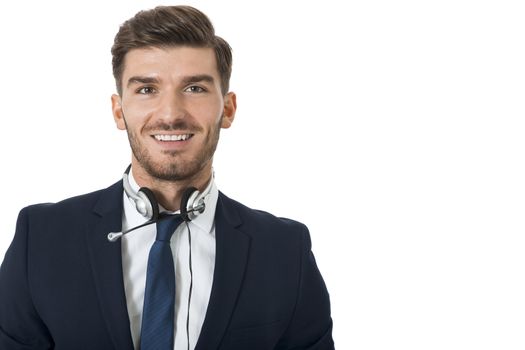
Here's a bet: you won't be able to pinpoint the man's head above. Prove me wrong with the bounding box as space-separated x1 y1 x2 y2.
110 6 236 188
111 5 232 96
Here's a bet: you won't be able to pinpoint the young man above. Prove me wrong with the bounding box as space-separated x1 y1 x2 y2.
0 6 334 350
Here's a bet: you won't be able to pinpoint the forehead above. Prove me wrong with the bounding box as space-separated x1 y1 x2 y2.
122 46 219 82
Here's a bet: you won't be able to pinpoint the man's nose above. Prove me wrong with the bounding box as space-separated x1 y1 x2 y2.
156 92 187 122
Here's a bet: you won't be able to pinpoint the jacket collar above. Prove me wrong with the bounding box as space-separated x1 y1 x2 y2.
87 183 250 350
87 180 135 350
195 192 251 349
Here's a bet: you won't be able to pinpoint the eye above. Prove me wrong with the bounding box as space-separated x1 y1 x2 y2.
184 85 206 93
137 86 157 94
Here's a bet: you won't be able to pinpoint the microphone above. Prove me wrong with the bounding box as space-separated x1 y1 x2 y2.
107 202 205 242
107 219 157 242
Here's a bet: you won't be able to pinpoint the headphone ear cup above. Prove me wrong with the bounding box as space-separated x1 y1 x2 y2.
180 187 199 222
136 187 159 220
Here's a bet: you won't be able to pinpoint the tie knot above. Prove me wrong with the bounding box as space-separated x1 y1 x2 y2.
155 215 184 242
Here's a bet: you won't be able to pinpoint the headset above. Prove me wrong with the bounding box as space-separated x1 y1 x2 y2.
122 164 209 222
107 165 212 242
109 165 209 349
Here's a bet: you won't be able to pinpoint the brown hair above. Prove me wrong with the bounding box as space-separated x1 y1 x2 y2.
111 5 232 95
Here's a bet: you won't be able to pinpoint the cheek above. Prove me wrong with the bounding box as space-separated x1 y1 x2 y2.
124 100 154 116
121 102 154 127
185 108 222 130
197 99 224 123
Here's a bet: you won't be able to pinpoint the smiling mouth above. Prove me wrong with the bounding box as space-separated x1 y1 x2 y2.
153 134 194 141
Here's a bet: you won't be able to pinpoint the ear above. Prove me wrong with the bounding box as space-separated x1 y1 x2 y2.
111 94 126 130
221 92 237 129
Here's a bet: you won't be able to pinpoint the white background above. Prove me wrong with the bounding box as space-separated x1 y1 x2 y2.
1 0 524 349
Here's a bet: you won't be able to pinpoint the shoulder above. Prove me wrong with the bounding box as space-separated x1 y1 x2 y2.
11 181 123 254
217 192 309 241
19 180 123 222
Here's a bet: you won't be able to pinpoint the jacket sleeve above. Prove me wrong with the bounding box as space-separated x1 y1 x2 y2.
277 225 335 350
0 207 53 349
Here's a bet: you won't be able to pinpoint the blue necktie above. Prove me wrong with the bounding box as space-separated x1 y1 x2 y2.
140 215 184 350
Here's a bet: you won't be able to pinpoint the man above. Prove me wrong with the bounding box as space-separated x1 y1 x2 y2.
0 5 334 350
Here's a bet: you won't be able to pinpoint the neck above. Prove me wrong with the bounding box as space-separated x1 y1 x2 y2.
130 161 212 212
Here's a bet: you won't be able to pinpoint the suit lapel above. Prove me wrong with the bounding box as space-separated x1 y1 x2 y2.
195 193 251 350
85 181 134 350
84 185 250 349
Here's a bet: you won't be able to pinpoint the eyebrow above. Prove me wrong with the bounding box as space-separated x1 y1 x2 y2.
127 76 160 88
181 74 215 85
126 74 215 88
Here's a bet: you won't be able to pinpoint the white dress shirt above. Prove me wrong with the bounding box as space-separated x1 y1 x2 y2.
120 170 217 350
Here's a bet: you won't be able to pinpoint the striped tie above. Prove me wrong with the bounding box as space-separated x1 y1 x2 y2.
140 215 183 350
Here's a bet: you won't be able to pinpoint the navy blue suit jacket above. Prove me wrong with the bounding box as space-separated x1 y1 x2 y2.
0 181 334 349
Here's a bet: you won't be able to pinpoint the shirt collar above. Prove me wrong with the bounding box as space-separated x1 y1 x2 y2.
125 167 218 235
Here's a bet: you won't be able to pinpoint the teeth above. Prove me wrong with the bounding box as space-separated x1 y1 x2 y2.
154 134 191 141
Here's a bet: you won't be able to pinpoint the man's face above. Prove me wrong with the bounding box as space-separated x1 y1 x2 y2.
112 46 236 182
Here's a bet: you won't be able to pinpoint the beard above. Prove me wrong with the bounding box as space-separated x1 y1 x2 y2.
124 116 222 182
